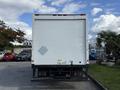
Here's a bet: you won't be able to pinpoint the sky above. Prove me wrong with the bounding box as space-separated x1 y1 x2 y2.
0 0 120 43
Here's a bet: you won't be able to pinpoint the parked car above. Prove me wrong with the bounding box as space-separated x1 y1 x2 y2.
16 50 31 61
2 52 16 61
0 51 5 60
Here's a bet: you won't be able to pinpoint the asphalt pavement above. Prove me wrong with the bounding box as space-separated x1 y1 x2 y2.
0 62 99 90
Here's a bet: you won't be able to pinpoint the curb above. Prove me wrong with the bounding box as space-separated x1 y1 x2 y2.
87 74 108 90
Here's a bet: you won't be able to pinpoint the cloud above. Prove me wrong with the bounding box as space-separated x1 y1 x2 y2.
91 3 100 6
92 14 120 33
104 8 119 15
6 21 32 40
37 5 58 13
0 0 45 21
62 3 86 13
51 0 69 6
0 0 58 40
105 8 114 15
0 0 58 19
88 34 93 40
88 33 97 44
91 7 103 16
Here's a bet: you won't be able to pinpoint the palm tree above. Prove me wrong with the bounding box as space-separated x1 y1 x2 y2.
96 31 120 64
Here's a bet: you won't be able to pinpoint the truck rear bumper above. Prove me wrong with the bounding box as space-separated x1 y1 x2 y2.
32 64 88 68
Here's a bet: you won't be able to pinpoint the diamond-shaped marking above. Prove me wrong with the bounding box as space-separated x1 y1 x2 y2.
39 46 48 55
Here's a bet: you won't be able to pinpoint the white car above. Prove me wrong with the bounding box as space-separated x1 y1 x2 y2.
0 52 5 60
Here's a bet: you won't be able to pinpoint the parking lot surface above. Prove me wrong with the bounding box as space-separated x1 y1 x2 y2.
0 62 99 90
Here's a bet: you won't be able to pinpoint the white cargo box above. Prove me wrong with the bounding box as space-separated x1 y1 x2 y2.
32 14 88 65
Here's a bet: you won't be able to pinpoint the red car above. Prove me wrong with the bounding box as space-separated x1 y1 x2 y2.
2 53 16 61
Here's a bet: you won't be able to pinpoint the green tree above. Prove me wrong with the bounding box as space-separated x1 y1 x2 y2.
0 20 25 49
96 31 120 64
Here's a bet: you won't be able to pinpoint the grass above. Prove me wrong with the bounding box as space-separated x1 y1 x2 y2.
89 64 120 90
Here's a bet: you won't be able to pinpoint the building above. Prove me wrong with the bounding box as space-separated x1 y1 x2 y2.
23 40 32 47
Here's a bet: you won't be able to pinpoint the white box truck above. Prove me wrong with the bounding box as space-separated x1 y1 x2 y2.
32 14 89 79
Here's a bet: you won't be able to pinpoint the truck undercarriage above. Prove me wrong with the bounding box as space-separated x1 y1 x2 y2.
32 64 88 80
